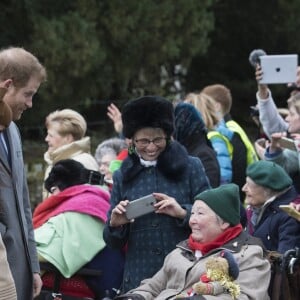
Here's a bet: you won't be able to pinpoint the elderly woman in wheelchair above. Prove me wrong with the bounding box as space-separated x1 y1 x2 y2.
33 159 124 300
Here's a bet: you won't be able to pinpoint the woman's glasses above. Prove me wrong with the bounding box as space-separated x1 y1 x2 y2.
134 137 167 147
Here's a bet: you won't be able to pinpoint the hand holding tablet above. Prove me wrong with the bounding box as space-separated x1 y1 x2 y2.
259 54 298 84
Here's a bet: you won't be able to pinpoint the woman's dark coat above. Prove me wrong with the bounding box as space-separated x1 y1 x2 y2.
174 102 220 188
248 186 300 253
103 141 210 292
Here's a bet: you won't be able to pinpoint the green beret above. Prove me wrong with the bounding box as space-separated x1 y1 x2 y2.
194 184 240 226
246 161 292 191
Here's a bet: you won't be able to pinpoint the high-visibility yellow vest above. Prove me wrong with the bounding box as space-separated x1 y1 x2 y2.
207 131 233 159
226 120 258 165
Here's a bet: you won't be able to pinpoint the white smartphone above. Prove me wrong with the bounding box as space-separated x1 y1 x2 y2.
259 54 298 84
278 137 297 151
125 194 157 219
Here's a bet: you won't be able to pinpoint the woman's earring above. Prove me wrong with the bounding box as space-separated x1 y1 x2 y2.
128 143 135 155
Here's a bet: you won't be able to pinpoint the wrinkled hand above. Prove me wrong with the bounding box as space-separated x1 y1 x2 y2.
33 273 42 298
153 192 186 219
290 202 300 212
107 103 123 134
110 200 131 227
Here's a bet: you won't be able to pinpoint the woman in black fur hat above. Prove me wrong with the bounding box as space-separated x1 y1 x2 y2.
103 95 210 293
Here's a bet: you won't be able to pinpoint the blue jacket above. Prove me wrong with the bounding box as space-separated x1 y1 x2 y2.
247 186 300 253
208 120 234 184
103 140 210 292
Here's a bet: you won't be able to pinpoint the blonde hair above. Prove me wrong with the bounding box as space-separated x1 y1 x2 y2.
0 47 47 88
201 84 232 115
45 109 87 140
185 92 220 129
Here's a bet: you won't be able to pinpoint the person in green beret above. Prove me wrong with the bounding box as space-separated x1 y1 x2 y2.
114 184 271 300
243 160 300 254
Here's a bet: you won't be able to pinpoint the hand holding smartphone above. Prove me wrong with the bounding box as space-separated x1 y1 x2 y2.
125 194 157 220
278 137 297 151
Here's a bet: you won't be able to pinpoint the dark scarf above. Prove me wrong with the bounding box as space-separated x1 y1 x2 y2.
120 140 189 183
188 224 243 255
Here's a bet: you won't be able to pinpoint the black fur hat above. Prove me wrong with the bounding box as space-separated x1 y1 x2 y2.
45 159 104 193
122 95 174 138
44 159 89 192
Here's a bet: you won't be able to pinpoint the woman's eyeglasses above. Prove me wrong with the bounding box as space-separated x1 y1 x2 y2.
134 137 167 147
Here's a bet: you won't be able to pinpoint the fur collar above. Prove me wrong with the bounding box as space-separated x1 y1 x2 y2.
120 140 189 182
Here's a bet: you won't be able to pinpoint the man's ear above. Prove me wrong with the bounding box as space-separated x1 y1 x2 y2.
0 79 13 89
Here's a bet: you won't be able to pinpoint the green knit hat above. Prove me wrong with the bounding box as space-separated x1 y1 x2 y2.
194 184 240 226
246 161 292 191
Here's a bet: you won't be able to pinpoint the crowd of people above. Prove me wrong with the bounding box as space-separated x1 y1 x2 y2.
0 45 300 300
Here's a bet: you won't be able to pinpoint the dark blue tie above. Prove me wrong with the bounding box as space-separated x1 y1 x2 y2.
0 131 11 165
